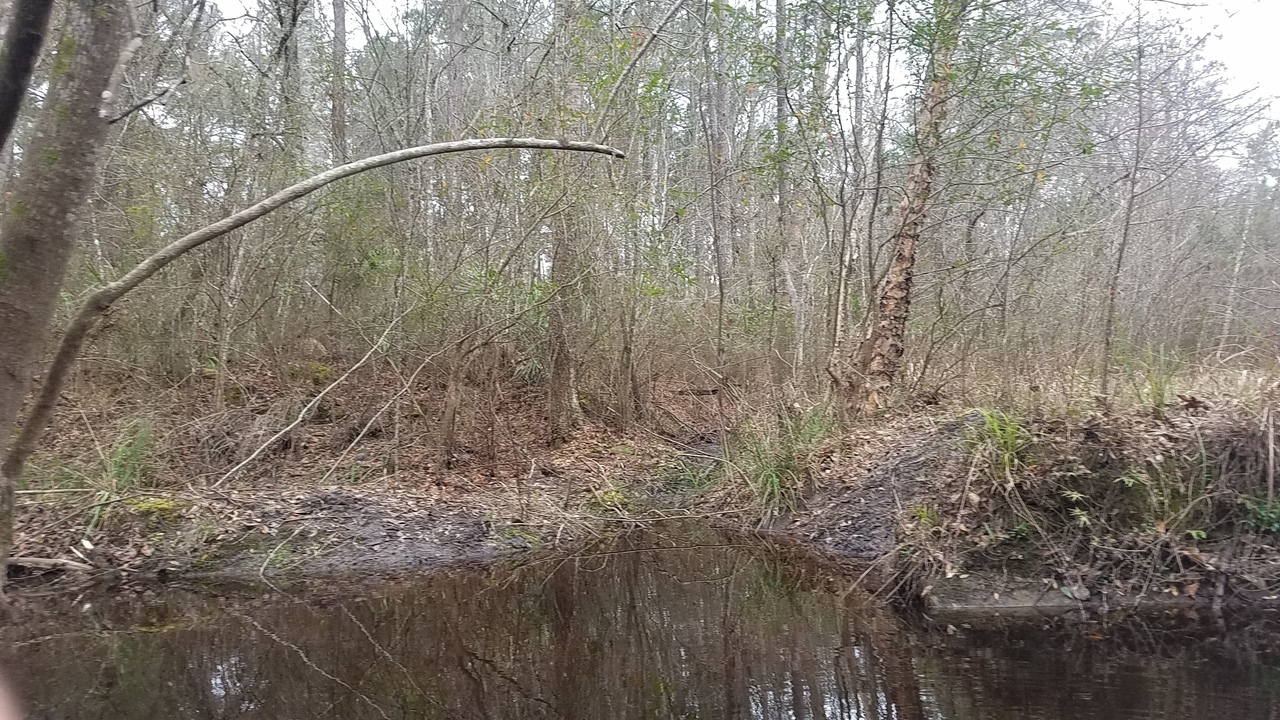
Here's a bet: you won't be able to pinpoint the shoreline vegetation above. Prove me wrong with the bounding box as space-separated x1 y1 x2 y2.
10 361 1280 618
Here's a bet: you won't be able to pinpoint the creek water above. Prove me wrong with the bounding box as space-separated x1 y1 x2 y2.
3 528 1279 719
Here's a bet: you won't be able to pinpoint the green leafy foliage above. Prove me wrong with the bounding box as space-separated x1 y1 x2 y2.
1241 496 1280 535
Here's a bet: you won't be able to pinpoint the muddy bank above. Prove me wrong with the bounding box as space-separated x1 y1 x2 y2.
9 424 721 591
779 401 1280 616
12 400 1280 619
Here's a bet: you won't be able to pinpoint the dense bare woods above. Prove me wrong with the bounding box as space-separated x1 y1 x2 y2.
0 0 1277 580
17 0 1262 413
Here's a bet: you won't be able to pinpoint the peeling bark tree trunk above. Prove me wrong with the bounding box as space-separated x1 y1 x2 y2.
0 0 131 591
836 0 967 420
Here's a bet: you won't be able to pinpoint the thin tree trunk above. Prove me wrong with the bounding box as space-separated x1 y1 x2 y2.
774 0 806 388
330 0 347 161
828 19 868 380
1217 221 1247 361
545 0 585 448
617 304 636 430
0 0 131 592
547 211 583 448
862 1 895 309
699 6 732 433
439 342 464 469
837 0 967 420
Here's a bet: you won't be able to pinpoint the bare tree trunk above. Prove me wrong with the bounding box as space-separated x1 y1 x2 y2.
700 6 732 434
1217 219 1247 361
774 0 807 389
862 2 895 311
836 0 967 420
272 0 308 162
330 0 347 161
439 342 464 469
0 0 131 592
547 211 583 447
828 18 868 383
212 238 250 411
545 0 585 448
617 304 636 430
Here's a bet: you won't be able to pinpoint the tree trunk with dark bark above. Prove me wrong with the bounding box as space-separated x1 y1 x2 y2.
0 0 131 591
0 0 54 152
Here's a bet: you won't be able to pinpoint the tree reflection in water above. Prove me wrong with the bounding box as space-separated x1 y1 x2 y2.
3 529 1278 719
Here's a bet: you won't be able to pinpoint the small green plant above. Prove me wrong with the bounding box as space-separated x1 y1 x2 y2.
1123 345 1183 415
104 424 153 492
590 486 630 513
1114 472 1147 489
912 504 941 528
733 405 834 521
1241 496 1280 534
287 361 333 387
1068 507 1092 528
514 357 544 384
969 409 1031 484
496 525 540 548
126 497 182 523
262 537 301 571
660 458 719 494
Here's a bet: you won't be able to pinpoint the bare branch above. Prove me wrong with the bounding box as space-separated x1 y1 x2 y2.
591 0 687 140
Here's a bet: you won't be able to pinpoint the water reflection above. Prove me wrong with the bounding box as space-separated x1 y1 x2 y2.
3 530 1278 719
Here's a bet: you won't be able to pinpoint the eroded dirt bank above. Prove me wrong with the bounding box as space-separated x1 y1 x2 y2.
11 388 1280 617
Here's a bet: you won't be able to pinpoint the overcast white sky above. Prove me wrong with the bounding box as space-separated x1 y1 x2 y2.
213 0 1278 112
1159 0 1278 107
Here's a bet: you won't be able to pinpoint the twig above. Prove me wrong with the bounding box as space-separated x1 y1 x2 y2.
591 0 688 139
258 525 303 586
40 492 155 532
8 556 93 572
99 0 143 119
108 76 188 124
1267 407 1275 507
233 610 393 720
316 281 580 484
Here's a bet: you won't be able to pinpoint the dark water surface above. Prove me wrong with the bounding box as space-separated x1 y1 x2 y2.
4 530 1280 719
